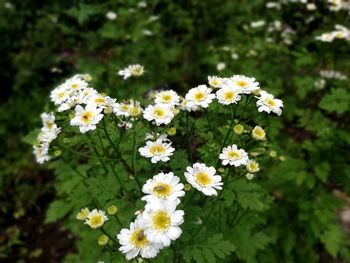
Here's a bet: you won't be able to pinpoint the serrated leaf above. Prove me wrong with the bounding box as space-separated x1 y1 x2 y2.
319 88 350 114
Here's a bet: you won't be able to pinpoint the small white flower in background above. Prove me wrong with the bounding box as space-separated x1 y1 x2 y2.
113 101 131 117
230 75 260 94
231 53 239 60
138 1 147 8
216 62 226 71
266 2 281 9
208 76 224 88
250 20 265 28
142 172 185 202
155 90 180 106
118 64 144 79
138 138 175 163
219 144 249 167
76 208 90 221
185 85 215 109
85 209 108 229
216 86 242 105
306 3 317 10
106 11 117 20
184 163 223 196
142 29 153 36
70 104 104 133
40 112 56 129
50 85 70 105
118 219 163 260
143 103 174 126
117 121 133 130
33 146 51 164
246 160 260 173
245 173 255 180
252 126 266 141
256 91 283 116
149 16 159 22
64 76 88 91
88 93 116 109
141 199 184 247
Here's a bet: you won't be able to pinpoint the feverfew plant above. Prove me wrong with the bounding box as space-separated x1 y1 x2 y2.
32 71 284 262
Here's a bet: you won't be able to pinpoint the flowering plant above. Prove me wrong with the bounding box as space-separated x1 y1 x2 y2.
32 69 283 262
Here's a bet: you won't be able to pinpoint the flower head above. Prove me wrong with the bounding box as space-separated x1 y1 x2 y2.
256 91 283 116
155 90 180 106
142 172 185 202
216 86 242 105
246 160 260 173
118 219 163 260
208 76 223 88
184 163 223 196
143 104 174 126
230 75 260 94
185 85 215 109
252 126 266 140
141 199 184 247
138 138 175 163
85 209 108 229
118 64 144 79
70 104 104 133
219 144 249 167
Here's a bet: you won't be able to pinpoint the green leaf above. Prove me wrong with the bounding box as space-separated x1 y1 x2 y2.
320 225 346 257
319 88 350 114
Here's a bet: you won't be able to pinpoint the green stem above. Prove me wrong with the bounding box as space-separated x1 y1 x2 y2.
86 133 109 175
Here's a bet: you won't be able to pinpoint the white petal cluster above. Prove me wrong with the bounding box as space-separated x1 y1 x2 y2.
33 112 61 164
118 64 144 79
118 172 185 260
316 24 350 42
143 103 174 126
84 209 109 229
154 90 180 106
184 163 223 196
256 91 283 116
219 144 249 167
185 85 215 109
70 104 104 133
138 136 175 163
327 0 349 12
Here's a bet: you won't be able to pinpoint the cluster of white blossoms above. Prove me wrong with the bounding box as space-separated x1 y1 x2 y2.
327 0 350 12
316 24 350 42
118 172 185 260
320 69 348 80
33 112 61 164
49 74 143 133
76 208 109 229
118 64 144 79
138 134 175 164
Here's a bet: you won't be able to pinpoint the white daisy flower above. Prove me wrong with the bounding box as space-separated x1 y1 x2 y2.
50 85 70 105
128 100 143 118
178 98 199 112
154 90 180 106
143 103 174 126
37 126 61 144
85 209 108 229
118 219 163 260
185 85 215 109
88 93 116 109
208 76 224 88
216 86 242 105
256 91 283 116
184 163 223 196
113 101 131 117
64 76 88 91
138 138 175 163
106 11 117 20
40 112 56 129
141 199 184 247
33 145 51 164
118 64 144 79
70 104 104 133
219 144 249 167
230 75 260 94
142 172 185 202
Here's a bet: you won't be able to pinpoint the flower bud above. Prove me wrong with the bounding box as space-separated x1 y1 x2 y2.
98 234 109 246
107 205 118 215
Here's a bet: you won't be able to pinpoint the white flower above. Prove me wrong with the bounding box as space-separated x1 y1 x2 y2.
230 75 260 94
88 93 116 109
118 219 163 260
216 86 242 105
246 160 260 173
50 85 69 105
85 209 108 229
70 104 104 133
113 101 131 117
106 11 117 20
40 112 56 129
185 85 215 109
219 144 249 167
118 64 144 79
154 90 180 106
179 98 199 112
184 163 223 196
208 76 224 88
216 62 226 71
138 138 175 163
142 172 185 202
37 126 61 144
64 77 88 92
250 20 265 28
256 91 283 116
143 104 174 126
141 199 184 247
33 145 51 164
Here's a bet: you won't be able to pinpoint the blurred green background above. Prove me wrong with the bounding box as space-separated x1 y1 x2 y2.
1 0 350 262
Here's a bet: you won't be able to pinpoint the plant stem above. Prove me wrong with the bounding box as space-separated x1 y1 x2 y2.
86 133 109 175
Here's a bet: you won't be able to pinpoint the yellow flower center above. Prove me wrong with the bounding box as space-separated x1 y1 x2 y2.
161 94 172 102
90 214 103 227
195 172 212 187
236 80 248 88
265 98 276 107
223 91 235 100
71 83 79 89
130 229 149 248
81 111 93 123
247 162 259 173
153 107 166 118
153 183 172 198
45 121 54 129
227 150 241 159
211 79 220 87
253 128 265 139
129 106 141 117
149 144 166 155
95 97 106 104
152 211 170 231
194 91 205 102
58 92 65 99
121 104 129 112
